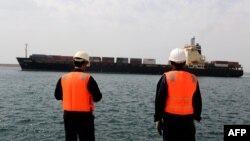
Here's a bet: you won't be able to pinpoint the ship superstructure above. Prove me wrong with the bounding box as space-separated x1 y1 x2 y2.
184 37 206 68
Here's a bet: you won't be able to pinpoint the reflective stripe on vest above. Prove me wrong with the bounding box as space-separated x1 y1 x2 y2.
61 72 94 112
164 71 197 115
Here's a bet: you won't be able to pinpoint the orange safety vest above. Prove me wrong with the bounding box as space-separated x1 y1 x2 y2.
164 71 197 115
61 72 94 112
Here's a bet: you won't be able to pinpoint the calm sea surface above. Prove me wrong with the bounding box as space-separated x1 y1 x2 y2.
0 66 250 141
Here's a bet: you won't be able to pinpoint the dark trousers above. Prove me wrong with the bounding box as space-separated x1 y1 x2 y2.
64 111 95 141
163 114 196 141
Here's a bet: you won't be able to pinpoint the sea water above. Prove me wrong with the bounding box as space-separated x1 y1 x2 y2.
0 66 249 141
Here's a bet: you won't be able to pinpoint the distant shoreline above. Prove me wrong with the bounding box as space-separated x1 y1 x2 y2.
0 64 20 67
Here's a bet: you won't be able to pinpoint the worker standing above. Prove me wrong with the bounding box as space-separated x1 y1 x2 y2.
154 48 202 141
55 50 102 141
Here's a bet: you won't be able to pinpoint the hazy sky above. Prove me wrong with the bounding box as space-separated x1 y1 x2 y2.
1 0 250 72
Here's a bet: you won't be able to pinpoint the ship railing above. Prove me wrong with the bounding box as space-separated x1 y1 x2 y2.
187 64 205 69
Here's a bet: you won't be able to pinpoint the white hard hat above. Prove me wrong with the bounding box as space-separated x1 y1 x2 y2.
169 48 186 63
73 51 89 62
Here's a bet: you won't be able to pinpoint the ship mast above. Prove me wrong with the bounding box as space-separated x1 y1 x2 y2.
191 36 195 46
25 43 28 58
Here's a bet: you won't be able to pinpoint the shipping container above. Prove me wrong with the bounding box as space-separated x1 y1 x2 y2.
143 58 156 64
90 56 101 63
63 56 73 62
116 57 129 64
228 62 240 68
31 54 47 58
214 64 229 67
102 57 115 63
211 61 228 64
32 55 72 63
51 55 61 59
228 61 238 64
47 55 68 62
130 58 142 65
31 54 47 63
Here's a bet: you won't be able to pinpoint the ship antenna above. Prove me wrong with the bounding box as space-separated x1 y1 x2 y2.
191 36 195 46
25 43 28 58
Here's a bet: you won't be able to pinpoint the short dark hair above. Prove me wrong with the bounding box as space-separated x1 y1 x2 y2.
170 61 186 68
74 60 87 67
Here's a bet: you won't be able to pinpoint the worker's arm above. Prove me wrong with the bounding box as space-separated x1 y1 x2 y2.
54 78 63 100
88 76 102 102
193 82 202 122
154 75 167 122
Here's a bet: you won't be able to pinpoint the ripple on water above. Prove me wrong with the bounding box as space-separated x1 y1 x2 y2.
0 70 250 141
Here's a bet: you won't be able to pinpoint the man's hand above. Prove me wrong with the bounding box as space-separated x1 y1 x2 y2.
155 120 164 136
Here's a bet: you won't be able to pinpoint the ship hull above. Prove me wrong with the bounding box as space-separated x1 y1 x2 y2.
16 57 243 77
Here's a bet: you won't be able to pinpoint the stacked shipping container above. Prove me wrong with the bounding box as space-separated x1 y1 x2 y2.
116 57 129 64
89 57 101 63
211 61 241 68
143 59 156 64
130 58 142 65
30 54 241 69
102 57 115 63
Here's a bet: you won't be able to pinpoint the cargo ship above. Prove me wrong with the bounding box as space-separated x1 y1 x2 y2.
16 37 243 77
